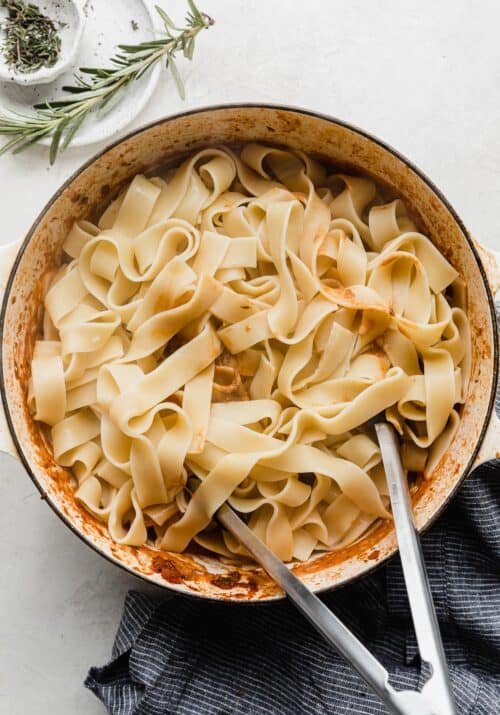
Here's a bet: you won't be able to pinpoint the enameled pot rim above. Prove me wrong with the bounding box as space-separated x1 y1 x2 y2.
1 103 498 603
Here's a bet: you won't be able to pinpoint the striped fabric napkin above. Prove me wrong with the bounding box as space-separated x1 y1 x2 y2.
86 403 500 715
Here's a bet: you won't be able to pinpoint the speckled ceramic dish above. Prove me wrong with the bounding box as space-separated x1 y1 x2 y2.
0 0 85 86
0 104 498 602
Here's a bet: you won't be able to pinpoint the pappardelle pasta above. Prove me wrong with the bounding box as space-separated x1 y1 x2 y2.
29 145 471 562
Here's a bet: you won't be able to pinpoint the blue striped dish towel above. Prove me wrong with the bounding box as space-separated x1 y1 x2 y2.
86 413 500 714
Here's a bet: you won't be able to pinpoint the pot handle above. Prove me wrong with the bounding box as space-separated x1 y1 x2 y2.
474 240 500 296
0 240 23 459
472 411 500 468
472 241 500 467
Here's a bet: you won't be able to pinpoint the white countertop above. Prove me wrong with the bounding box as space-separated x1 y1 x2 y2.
1 1 499 712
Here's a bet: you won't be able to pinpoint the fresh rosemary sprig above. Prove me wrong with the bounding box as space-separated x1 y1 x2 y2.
0 1 214 163
1 0 61 73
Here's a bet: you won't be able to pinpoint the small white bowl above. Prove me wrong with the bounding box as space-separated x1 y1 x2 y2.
0 0 85 86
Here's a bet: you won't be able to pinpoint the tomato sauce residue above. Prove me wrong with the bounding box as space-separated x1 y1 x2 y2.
211 572 242 590
152 557 183 584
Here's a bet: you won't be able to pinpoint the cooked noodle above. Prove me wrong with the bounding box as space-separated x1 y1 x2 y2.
29 144 470 561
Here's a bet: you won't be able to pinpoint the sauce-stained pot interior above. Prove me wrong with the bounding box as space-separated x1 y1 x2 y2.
1 106 497 601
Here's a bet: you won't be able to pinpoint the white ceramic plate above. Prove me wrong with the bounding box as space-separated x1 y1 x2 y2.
0 0 161 147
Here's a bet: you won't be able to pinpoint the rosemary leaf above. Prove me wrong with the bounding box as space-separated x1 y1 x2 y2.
12 126 53 153
187 0 203 24
97 82 130 118
59 86 92 94
79 67 114 76
184 37 195 60
168 56 185 100
60 111 88 152
134 61 156 82
49 118 68 163
0 135 26 156
117 42 166 52
155 5 177 30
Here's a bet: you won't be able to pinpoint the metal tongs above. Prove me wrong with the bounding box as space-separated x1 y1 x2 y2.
216 422 457 715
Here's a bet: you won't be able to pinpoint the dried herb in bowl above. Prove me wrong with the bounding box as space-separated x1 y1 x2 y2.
1 0 61 73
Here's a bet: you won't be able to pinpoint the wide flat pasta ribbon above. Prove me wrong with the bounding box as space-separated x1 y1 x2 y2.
30 144 470 560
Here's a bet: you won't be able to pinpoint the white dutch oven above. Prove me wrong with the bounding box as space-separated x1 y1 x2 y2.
0 105 498 601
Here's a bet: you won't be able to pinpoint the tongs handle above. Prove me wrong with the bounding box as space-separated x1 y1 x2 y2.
375 423 457 715
218 504 431 715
